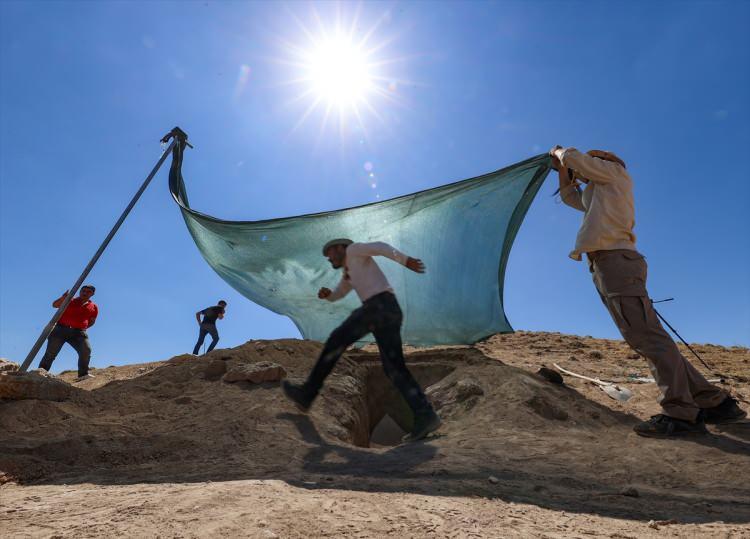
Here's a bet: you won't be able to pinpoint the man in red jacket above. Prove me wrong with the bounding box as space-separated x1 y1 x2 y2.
39 285 99 381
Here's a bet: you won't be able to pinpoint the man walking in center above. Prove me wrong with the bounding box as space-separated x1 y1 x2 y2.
550 145 745 438
193 300 227 355
39 285 98 381
282 239 441 443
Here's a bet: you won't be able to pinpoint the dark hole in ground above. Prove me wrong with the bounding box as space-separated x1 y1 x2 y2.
348 361 455 448
369 414 407 447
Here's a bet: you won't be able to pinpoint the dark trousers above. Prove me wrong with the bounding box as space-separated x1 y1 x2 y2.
39 324 92 377
589 249 725 421
193 323 219 355
304 291 433 415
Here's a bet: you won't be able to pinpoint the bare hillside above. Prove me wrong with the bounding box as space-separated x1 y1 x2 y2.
1 332 748 538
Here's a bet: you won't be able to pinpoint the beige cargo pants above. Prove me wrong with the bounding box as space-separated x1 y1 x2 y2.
588 249 725 421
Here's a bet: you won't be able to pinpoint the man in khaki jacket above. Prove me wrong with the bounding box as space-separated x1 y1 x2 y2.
551 145 745 438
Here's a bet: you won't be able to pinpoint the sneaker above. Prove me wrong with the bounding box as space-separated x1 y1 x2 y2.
75 374 95 382
633 414 707 438
281 380 315 412
402 409 442 443
703 397 747 425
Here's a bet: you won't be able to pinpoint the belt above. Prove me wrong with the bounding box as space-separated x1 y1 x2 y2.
57 323 85 330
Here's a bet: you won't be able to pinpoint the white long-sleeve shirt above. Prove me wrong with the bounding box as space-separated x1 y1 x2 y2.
326 242 410 303
552 147 637 261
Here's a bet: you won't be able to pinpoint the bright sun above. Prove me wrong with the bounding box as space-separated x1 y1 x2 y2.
278 8 403 136
305 36 373 107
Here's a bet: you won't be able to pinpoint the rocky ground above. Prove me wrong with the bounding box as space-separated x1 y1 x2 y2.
1 331 749 538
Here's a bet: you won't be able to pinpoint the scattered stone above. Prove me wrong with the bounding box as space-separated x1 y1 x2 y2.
0 358 19 372
620 487 639 498
627 353 641 360
537 367 564 385
223 361 287 384
488 476 499 484
589 350 604 359
0 370 77 401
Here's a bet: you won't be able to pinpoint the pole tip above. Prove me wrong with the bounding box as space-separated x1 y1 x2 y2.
160 127 191 147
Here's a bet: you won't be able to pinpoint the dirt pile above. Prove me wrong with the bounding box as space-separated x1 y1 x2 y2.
1 332 749 537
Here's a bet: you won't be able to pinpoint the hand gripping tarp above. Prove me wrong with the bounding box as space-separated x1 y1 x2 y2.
169 140 550 346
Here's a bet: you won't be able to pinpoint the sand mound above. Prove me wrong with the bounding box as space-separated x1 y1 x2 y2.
1 333 749 537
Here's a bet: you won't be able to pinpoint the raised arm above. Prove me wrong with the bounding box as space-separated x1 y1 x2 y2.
558 168 585 212
346 242 409 266
52 290 69 308
551 147 624 185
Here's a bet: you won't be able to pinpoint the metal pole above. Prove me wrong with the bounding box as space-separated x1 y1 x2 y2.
19 139 177 372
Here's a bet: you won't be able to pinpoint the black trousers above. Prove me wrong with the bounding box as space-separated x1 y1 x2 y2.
39 324 92 377
193 323 219 355
305 291 432 415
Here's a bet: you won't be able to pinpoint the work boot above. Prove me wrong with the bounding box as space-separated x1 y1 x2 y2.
281 380 315 412
402 409 442 443
633 414 707 438
703 397 747 424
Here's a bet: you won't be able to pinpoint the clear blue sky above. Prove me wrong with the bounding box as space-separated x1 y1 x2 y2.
1 1 748 373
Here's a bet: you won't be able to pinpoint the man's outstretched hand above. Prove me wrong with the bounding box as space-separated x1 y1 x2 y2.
549 145 563 170
406 257 426 273
318 287 332 299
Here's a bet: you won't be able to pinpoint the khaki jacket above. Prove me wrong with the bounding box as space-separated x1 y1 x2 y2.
553 147 637 260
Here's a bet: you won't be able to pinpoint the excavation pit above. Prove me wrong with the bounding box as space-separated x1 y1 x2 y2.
342 357 456 448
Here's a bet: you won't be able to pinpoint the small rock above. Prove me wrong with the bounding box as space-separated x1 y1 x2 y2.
0 358 19 372
488 476 499 484
647 520 659 529
620 487 639 498
537 367 564 385
223 362 287 384
589 350 604 359
627 353 641 359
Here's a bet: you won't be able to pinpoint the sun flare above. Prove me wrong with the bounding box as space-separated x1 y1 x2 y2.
277 7 408 137
305 36 373 108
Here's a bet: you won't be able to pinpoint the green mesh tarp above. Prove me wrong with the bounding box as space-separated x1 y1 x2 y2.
169 141 549 345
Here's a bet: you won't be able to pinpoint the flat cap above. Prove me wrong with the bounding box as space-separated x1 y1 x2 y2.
322 238 353 256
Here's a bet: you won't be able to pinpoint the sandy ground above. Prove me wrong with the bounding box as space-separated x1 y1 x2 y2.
1 331 749 538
